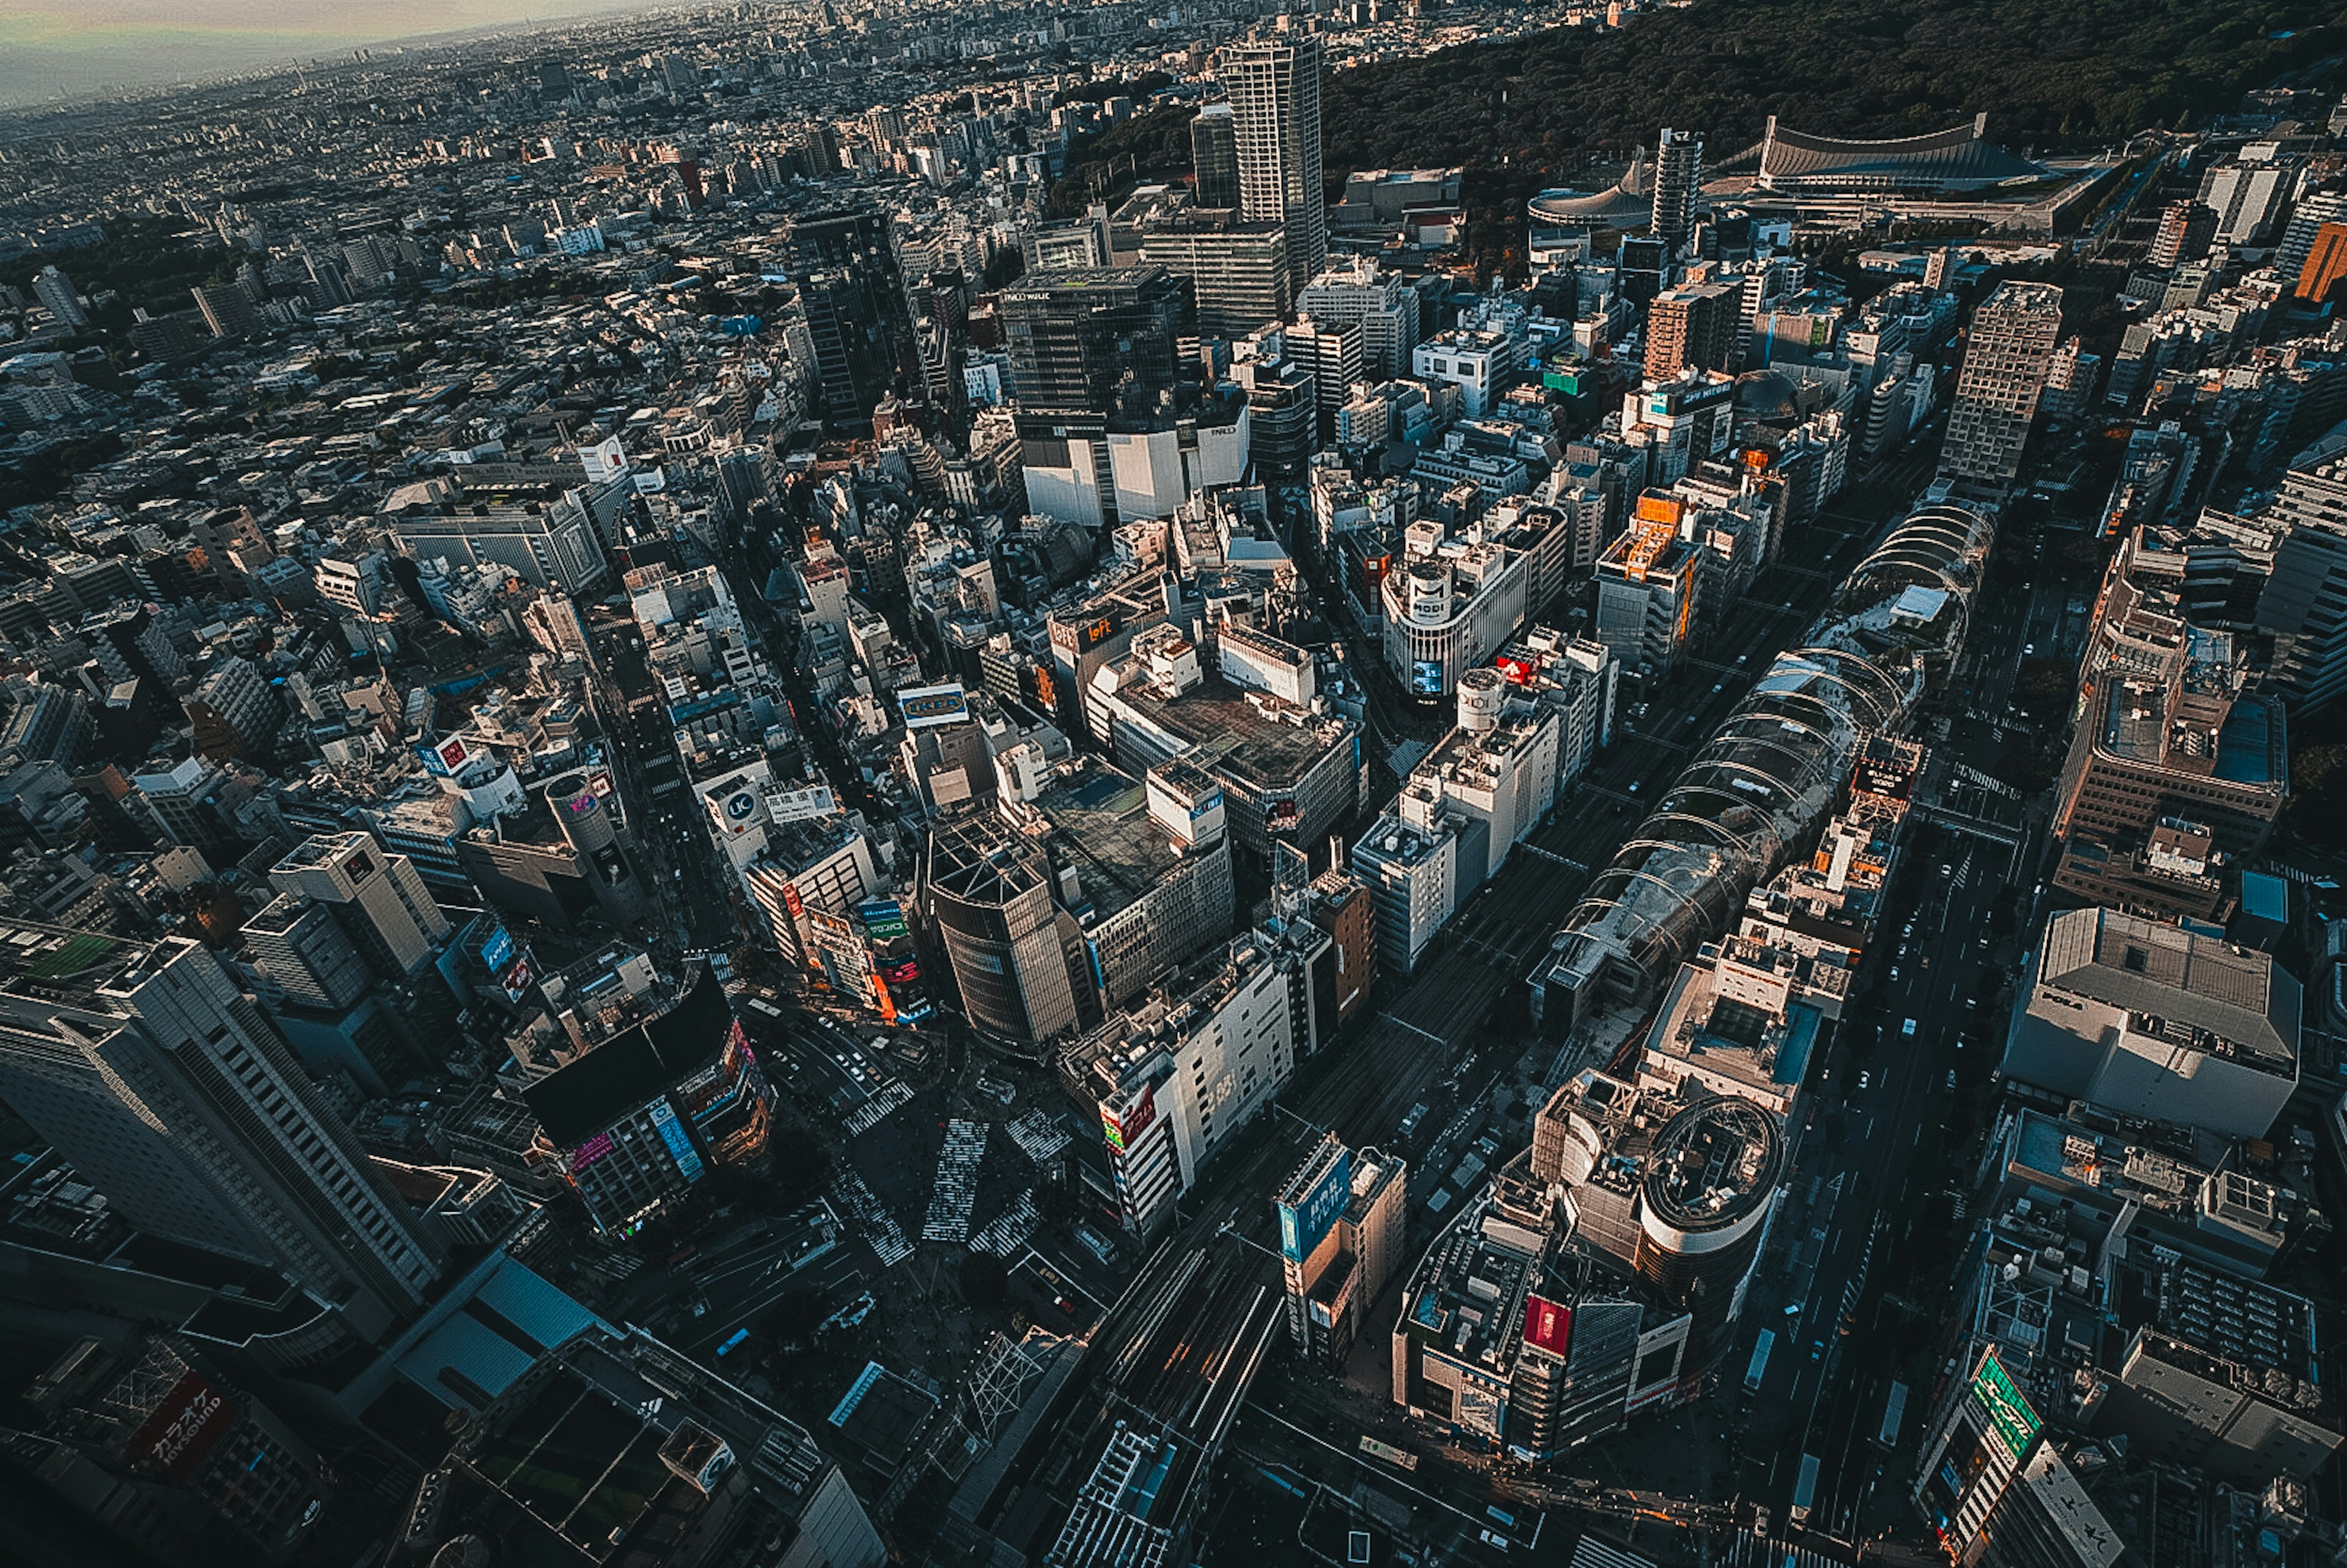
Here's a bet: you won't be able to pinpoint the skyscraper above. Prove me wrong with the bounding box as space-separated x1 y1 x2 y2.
787 205 917 426
190 281 262 340
999 265 1192 413
1222 34 1327 292
268 830 450 979
1191 102 1240 209
1651 127 1704 252
32 263 87 329
0 922 447 1337
1937 280 2064 491
2258 457 2347 716
1643 279 1743 381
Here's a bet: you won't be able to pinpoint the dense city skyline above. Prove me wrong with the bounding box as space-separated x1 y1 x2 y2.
0 2 2343 1566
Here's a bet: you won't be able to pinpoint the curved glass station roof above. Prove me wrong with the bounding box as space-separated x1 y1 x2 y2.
1535 503 1993 1027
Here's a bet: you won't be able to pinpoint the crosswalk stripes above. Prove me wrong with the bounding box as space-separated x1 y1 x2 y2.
844 1079 914 1136
1005 1108 1071 1163
972 1189 1041 1258
1723 1530 1857 1566
829 1168 913 1267
923 1119 989 1242
1568 1540 1660 1568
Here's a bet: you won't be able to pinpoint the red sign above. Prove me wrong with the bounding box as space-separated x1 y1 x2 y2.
782 882 804 919
437 736 470 772
1522 1295 1573 1358
131 1370 233 1481
1494 654 1537 686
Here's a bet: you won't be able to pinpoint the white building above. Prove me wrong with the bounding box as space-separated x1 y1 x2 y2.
1074 925 1328 1236
1412 329 1518 420
1350 813 1461 980
1018 409 1251 529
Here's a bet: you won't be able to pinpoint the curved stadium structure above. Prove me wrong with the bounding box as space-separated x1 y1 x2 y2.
1533 504 1994 1032
1757 113 2044 195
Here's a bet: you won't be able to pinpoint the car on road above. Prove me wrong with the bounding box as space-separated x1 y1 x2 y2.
1902 1018 1919 1038
1888 965 1900 981
1946 1071 1958 1092
1857 1072 1870 1090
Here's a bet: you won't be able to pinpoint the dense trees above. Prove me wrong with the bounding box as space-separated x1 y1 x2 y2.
1314 0 2341 279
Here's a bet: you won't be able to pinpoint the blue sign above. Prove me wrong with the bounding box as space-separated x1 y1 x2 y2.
648 1097 704 1184
1277 1148 1352 1263
480 926 515 974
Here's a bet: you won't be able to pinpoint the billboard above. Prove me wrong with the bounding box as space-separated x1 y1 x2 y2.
769 784 837 823
1634 493 1686 527
859 900 910 943
479 921 534 1001
1277 1146 1353 1263
131 1369 233 1481
1494 652 1538 686
415 737 464 777
898 684 971 729
1522 1295 1574 1359
1971 1349 2040 1460
648 1096 705 1184
1103 1085 1157 1155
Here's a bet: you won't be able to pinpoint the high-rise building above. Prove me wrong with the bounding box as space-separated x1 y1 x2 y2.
1139 211 1291 339
2260 458 2347 715
999 265 1192 413
32 263 87 329
2002 907 2299 1140
1297 256 1422 378
1937 280 2064 491
2276 191 2347 282
190 282 262 340
1274 1134 1406 1366
787 206 917 425
1222 34 1328 291
1651 127 1704 251
2295 221 2347 303
1190 103 1239 209
245 893 374 1011
268 831 450 979
1642 279 1743 380
0 922 449 1337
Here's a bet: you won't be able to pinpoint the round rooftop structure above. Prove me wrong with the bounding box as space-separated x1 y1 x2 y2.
1528 149 1655 229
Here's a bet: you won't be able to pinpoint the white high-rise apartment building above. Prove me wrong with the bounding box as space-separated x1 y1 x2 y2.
1652 127 1705 251
1222 34 1327 293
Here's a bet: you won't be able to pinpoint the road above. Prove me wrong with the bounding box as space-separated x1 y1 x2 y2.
1735 491 2056 1549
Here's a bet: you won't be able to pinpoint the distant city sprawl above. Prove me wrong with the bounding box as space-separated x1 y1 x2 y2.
0 4 2343 1567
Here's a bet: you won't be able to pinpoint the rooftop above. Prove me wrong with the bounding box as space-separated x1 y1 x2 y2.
2037 907 2299 1074
518 967 735 1148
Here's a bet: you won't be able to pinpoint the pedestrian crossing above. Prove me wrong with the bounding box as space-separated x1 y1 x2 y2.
1722 1531 1857 1566
923 1119 989 1243
972 1189 1041 1258
1005 1108 1071 1163
830 1168 913 1267
844 1079 914 1136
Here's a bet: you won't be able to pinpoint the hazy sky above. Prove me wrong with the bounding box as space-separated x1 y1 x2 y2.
0 1 657 108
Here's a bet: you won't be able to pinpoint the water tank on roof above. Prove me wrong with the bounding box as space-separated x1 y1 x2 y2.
1407 561 1453 626
1458 667 1506 732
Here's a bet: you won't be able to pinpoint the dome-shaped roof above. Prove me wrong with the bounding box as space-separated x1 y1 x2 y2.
1733 368 1802 420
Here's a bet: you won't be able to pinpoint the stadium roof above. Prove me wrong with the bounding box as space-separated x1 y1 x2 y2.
1758 114 2044 193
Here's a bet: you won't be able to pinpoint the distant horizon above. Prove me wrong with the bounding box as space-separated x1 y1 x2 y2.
0 0 669 112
